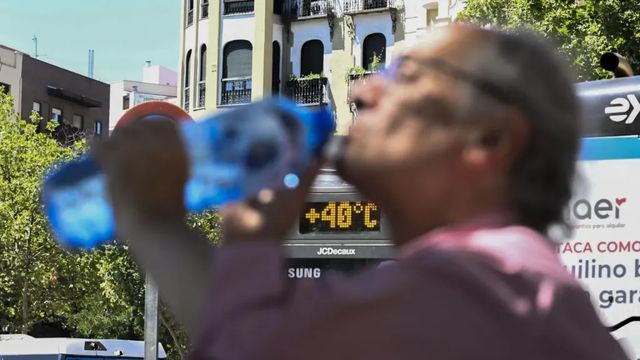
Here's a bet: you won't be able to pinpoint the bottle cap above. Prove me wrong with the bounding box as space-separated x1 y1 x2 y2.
115 101 193 129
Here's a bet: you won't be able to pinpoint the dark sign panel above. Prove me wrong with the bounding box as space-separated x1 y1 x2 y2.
577 76 640 137
299 201 381 234
287 258 391 279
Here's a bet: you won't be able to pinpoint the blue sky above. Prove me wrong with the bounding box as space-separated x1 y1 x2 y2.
0 0 181 84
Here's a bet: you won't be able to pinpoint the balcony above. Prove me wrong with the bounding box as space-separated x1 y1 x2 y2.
197 81 206 108
221 77 252 105
284 0 333 19
349 71 377 86
342 0 395 13
183 87 190 111
224 0 255 15
286 77 328 105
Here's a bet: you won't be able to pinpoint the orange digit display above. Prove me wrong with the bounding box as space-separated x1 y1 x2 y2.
300 201 381 234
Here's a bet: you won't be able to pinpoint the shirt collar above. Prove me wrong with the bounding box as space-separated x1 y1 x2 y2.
400 212 515 258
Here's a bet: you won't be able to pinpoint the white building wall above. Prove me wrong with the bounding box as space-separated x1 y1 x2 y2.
143 65 178 86
273 23 284 54
449 0 466 19
403 0 467 48
109 80 177 130
0 46 23 115
290 19 332 76
403 0 433 47
183 13 198 111
109 81 125 131
192 16 211 111
220 15 256 53
196 16 211 82
273 22 285 91
353 13 395 69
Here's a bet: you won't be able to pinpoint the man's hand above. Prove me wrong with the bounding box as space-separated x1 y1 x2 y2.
93 118 189 232
221 163 320 244
93 118 210 336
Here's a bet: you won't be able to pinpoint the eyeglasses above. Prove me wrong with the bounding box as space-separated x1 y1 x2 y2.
382 56 521 107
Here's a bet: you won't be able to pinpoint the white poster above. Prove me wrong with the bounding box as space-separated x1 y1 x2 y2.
560 156 640 358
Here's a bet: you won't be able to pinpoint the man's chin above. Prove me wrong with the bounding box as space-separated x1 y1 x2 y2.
331 138 382 188
335 155 378 190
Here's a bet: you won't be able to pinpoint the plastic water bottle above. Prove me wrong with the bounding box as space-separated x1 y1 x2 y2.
42 98 335 249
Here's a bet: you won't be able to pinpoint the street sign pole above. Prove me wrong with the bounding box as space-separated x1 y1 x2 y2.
144 274 159 360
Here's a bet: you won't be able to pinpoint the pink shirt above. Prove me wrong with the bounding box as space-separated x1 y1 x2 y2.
189 217 629 359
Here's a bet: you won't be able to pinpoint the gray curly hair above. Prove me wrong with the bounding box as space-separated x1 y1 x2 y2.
465 29 580 234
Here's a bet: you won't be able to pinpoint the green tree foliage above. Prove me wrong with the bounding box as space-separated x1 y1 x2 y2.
0 90 222 359
0 90 84 333
458 0 640 81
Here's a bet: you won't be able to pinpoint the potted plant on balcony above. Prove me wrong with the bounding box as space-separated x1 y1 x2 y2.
345 65 367 82
345 53 382 82
286 73 327 104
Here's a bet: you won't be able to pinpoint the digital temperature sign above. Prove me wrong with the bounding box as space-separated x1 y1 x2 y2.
299 201 381 234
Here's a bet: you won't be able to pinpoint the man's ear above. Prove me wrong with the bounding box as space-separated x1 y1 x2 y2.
462 109 530 171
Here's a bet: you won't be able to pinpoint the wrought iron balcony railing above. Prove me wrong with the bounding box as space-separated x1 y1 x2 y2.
197 81 206 108
221 77 252 105
349 71 376 86
224 0 255 15
183 87 190 111
342 0 393 13
286 77 328 105
284 0 332 18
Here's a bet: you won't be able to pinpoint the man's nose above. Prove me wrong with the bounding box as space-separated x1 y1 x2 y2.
349 74 386 112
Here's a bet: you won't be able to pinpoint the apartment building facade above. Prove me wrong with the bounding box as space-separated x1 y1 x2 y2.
179 0 464 134
0 44 110 139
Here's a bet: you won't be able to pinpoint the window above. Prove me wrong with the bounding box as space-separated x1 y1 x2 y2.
198 44 207 107
221 40 253 105
300 40 324 76
184 50 192 110
186 0 194 26
51 107 63 122
94 121 103 135
72 114 84 129
272 41 281 94
427 7 438 28
123 94 130 110
222 40 253 78
199 45 207 82
33 101 41 115
185 50 192 86
273 0 283 14
201 0 209 18
0 82 10 94
362 33 386 71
